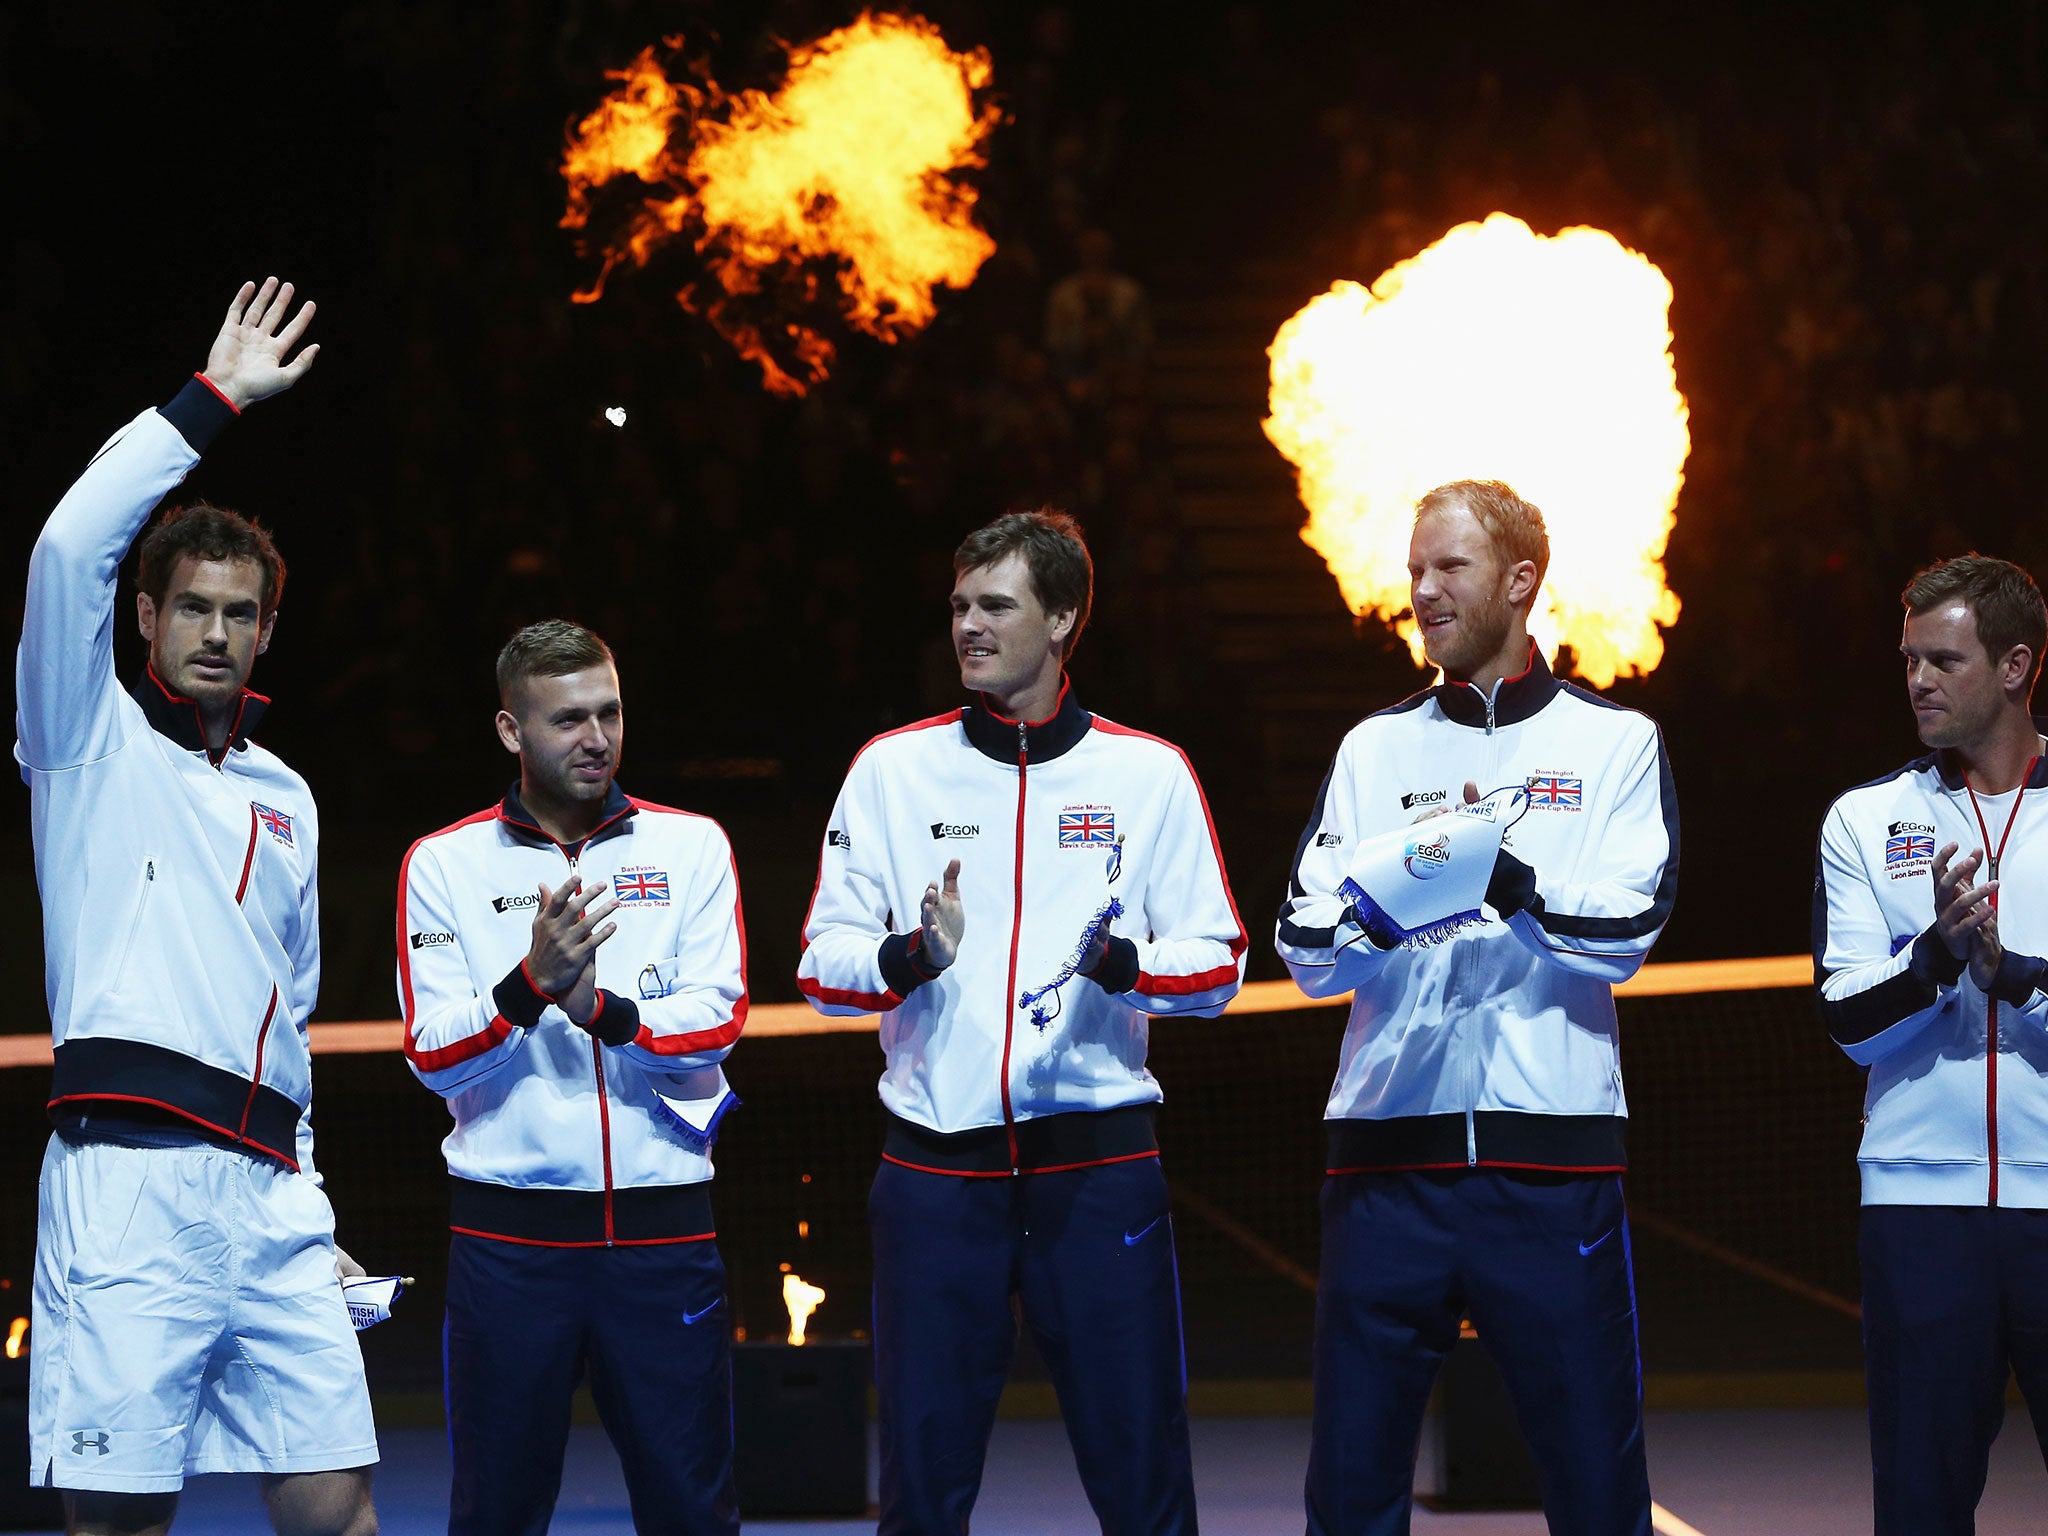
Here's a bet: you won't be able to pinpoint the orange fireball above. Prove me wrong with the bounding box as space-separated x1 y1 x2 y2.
560 13 997 395
1265 214 1691 687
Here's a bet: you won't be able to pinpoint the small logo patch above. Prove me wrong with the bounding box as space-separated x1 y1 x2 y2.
682 1301 721 1325
1403 833 1451 879
1124 1215 1165 1246
1578 1228 1615 1256
1400 789 1447 811
1525 775 1583 810
827 828 851 851
1058 807 1116 847
71 1431 109 1456
1315 832 1344 848
252 802 294 845
492 892 542 914
615 868 670 905
409 931 456 950
930 822 980 840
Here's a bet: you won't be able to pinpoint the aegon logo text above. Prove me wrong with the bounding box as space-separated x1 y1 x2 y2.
409 931 456 950
930 822 981 840
1400 789 1448 810
491 893 542 914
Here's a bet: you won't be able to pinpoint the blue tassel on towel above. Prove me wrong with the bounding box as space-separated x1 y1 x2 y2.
1338 877 1485 949
1018 897 1125 1031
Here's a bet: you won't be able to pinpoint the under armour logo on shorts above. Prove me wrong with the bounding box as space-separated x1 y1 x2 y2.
71 1431 109 1456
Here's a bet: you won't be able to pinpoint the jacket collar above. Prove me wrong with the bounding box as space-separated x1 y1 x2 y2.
131 664 269 768
1433 641 1561 730
960 676 1093 765
1931 724 2048 792
497 780 637 854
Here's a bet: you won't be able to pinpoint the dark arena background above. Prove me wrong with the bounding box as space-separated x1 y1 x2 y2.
4 2 2047 1531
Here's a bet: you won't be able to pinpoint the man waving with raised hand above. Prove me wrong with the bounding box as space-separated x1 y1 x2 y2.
20 281 378 1535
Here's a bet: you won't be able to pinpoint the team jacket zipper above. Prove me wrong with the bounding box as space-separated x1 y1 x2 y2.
1965 762 2036 1208
999 719 1029 1171
496 799 637 1242
569 844 619 1244
545 836 619 1243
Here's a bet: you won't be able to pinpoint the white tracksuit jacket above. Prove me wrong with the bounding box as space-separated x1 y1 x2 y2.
1276 649 1679 1172
798 683 1247 1174
398 784 745 1243
17 377 321 1173
1815 746 2048 1207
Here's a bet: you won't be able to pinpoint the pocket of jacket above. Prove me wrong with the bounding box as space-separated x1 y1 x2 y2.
107 852 159 989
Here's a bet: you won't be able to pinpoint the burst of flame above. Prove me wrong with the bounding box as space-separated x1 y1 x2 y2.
783 1272 826 1346
4 1317 25 1360
1264 213 1690 686
560 44 694 234
560 13 997 395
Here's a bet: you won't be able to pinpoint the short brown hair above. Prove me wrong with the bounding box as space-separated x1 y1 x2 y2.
954 509 1094 657
137 502 286 614
1902 554 2048 693
496 620 616 708
1415 479 1550 595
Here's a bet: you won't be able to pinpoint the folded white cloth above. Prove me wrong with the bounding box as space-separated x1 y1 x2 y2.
342 1275 409 1331
1338 784 1530 947
649 1064 741 1153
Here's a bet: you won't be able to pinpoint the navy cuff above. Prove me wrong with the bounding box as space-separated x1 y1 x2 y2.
1083 935 1140 994
159 374 239 454
878 931 939 997
1486 851 1539 918
588 990 642 1047
493 962 552 1030
1990 949 2048 1009
1909 927 1967 987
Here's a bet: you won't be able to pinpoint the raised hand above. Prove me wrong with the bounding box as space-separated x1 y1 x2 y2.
1931 843 1997 961
201 278 319 409
525 875 620 1000
920 859 966 970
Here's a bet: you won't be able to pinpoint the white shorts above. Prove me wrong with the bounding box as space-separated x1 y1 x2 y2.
30 1126 379 1492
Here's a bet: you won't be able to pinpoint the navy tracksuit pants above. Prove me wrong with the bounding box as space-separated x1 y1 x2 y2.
1861 1204 2048 1534
869 1155 1198 1536
443 1233 738 1536
1307 1169 1651 1536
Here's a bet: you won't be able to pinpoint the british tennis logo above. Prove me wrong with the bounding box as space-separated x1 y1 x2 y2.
614 868 671 905
1058 807 1116 848
1525 775 1583 811
252 802 294 845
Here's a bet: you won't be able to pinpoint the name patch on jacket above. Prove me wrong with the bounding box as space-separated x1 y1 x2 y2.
1885 821 1935 877
615 866 671 905
252 802 295 845
1058 806 1115 847
1524 774 1582 811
